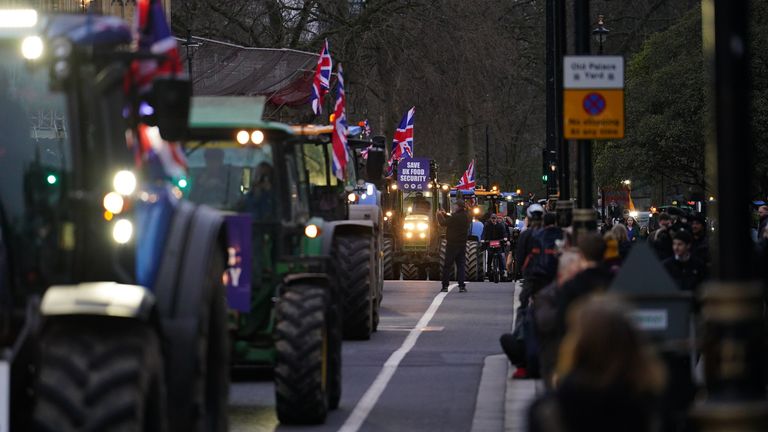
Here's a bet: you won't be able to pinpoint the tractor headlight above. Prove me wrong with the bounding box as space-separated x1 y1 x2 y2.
405 232 413 239
348 193 358 203
386 211 393 218
629 211 638 218
304 224 320 239
113 219 133 244
403 222 415 231
416 222 429 231
419 232 426 239
103 192 125 214
113 170 137 196
473 207 481 215
21 35 43 60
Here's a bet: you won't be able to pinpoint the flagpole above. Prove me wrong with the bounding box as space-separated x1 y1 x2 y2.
485 125 490 189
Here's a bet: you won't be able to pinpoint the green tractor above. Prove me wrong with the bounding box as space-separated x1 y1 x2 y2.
387 159 452 280
291 124 384 340
183 96 346 424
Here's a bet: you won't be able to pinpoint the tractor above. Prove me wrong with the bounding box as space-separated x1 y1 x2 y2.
182 96 347 423
0 10 229 431
290 124 384 340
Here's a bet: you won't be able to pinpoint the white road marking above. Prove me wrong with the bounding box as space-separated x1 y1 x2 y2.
338 283 457 432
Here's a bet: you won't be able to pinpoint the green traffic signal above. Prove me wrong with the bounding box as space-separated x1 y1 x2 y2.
542 174 548 183
46 174 57 185
177 177 188 189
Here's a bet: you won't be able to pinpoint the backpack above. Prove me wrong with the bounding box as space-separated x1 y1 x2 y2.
522 227 561 280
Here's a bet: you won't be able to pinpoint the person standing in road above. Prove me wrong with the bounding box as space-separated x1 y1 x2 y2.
757 205 768 240
437 200 471 293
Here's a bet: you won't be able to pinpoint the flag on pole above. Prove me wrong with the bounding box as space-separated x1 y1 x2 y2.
456 160 476 191
130 0 183 94
390 106 415 161
310 39 332 115
361 143 374 160
331 64 349 180
363 119 372 137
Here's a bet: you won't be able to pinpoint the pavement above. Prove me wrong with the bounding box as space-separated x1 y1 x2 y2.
471 280 545 432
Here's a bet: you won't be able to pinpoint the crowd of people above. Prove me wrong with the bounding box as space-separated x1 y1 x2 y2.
493 202 747 432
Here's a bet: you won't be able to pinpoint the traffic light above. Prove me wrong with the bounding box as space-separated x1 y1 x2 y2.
46 173 58 185
542 174 548 183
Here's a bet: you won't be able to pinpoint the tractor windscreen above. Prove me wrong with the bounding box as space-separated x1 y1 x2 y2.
185 141 275 218
404 191 434 215
0 40 73 295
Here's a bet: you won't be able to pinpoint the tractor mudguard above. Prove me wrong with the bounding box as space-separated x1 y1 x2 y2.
40 283 155 320
280 273 332 296
470 220 484 241
320 220 375 256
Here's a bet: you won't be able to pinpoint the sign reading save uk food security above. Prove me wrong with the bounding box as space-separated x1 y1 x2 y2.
397 158 430 191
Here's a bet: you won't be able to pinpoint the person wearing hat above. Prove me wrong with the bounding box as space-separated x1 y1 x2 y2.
437 199 471 292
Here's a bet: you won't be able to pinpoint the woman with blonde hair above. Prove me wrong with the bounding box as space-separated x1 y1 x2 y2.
528 296 665 432
611 223 632 260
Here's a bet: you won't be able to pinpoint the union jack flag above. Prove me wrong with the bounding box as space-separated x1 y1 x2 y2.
361 143 374 160
363 119 372 137
390 107 415 162
130 0 182 94
331 64 349 180
456 160 476 191
310 39 332 115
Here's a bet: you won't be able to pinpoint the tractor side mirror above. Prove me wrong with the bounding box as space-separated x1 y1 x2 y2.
152 78 192 141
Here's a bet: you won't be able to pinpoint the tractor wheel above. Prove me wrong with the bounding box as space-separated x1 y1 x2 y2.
439 239 455 281
33 317 167 432
382 238 395 280
275 285 338 424
417 265 428 280
333 234 375 340
400 263 419 280
465 240 480 281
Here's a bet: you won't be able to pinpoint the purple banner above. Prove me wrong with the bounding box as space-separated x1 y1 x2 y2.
224 214 253 312
397 158 430 191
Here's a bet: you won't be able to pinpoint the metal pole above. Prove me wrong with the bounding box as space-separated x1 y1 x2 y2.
692 0 768 429
572 0 594 239
485 125 490 189
555 0 572 226
545 0 558 198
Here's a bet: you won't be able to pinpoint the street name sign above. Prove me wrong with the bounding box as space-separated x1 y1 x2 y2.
397 158 430 191
563 55 625 140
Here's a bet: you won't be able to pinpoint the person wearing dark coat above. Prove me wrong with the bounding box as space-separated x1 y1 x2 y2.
663 230 707 292
651 213 674 261
528 297 665 432
555 233 613 339
689 213 710 264
437 200 471 293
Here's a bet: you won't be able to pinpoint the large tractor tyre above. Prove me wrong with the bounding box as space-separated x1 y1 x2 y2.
175 247 229 432
465 240 481 282
439 239 455 281
382 238 395 280
33 318 167 432
400 263 419 280
333 234 375 340
275 286 337 424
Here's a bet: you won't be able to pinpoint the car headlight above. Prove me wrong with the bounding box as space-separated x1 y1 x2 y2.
416 222 429 231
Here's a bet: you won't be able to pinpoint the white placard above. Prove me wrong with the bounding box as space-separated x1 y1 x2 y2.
564 56 624 89
628 309 668 331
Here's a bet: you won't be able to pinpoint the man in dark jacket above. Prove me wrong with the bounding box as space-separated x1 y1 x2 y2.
438 200 471 293
663 230 707 292
651 213 674 261
689 213 709 264
482 213 509 277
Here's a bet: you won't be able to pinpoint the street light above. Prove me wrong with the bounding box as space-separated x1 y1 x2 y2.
622 179 631 186
592 14 609 55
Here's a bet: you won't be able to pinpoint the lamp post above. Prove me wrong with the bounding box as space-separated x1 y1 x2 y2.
592 14 609 55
